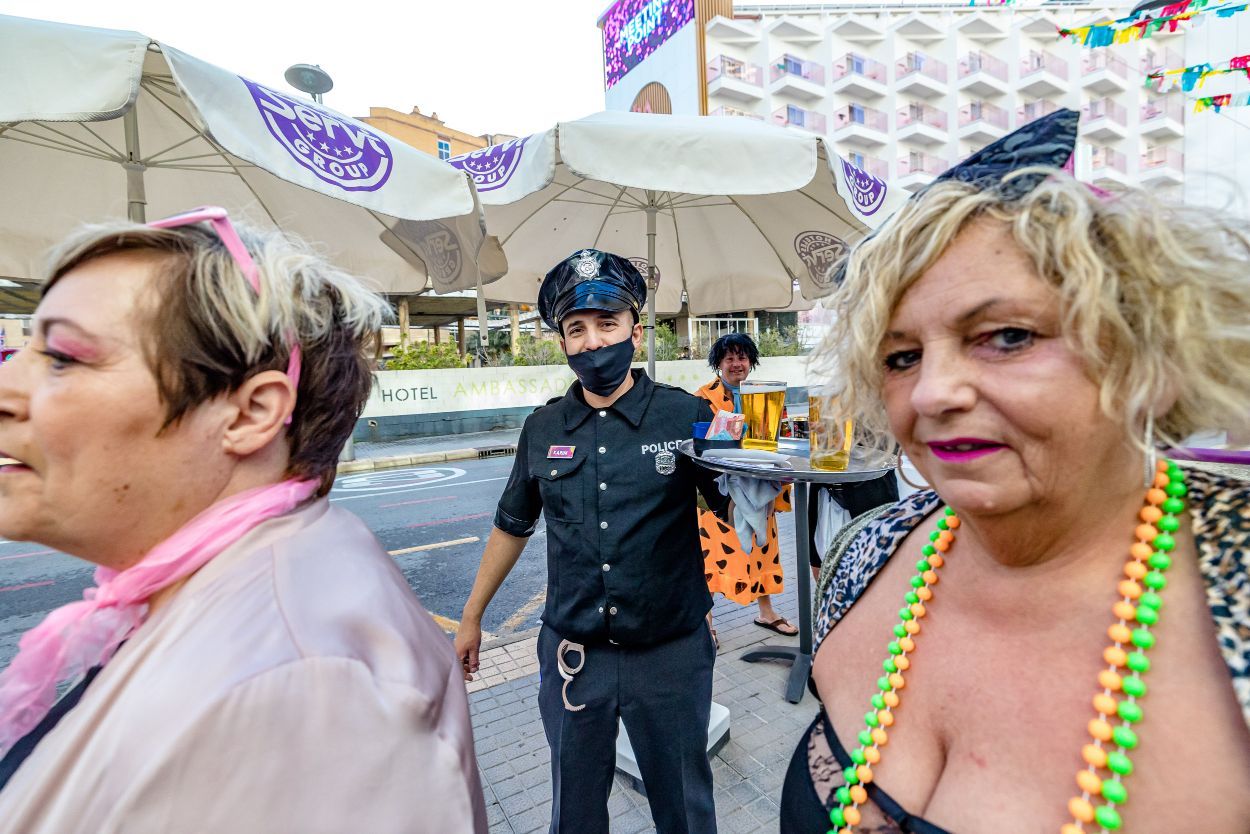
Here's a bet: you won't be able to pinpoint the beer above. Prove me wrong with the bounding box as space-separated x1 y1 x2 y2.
740 380 787 452
809 389 854 471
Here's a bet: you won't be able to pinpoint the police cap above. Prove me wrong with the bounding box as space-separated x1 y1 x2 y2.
537 249 648 332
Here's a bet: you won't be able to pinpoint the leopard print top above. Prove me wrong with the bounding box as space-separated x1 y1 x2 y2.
813 465 1250 726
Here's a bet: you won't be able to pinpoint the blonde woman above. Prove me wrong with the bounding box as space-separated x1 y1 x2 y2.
0 209 486 833
781 111 1250 832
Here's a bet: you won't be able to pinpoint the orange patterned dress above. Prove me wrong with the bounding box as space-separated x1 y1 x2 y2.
695 378 792 605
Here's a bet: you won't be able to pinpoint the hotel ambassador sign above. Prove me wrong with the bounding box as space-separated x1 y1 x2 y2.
361 357 811 419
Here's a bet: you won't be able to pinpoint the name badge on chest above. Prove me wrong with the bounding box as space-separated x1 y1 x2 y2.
547 445 576 459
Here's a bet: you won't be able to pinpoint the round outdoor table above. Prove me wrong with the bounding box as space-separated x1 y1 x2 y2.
679 438 893 704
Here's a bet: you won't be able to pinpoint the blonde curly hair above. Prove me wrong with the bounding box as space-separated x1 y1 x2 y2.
814 171 1250 459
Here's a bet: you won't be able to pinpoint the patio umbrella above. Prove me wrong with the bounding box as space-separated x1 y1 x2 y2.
0 14 506 299
447 110 905 373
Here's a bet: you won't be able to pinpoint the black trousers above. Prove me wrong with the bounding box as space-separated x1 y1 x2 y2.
537 622 717 834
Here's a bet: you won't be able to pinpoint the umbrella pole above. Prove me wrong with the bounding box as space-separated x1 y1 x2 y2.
646 204 657 379
475 276 489 367
123 108 146 223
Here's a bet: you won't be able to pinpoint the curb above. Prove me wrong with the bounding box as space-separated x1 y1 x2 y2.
481 625 541 652
336 445 515 475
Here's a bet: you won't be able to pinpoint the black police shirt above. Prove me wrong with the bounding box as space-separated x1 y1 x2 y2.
494 370 729 647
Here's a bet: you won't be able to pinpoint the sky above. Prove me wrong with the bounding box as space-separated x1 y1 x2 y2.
0 0 611 137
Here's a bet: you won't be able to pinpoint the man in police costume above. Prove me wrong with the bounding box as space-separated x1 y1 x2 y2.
455 249 729 834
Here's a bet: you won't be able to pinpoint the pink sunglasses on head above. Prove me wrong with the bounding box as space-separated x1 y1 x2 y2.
149 206 302 422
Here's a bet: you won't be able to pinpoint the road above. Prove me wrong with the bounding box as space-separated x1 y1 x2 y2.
0 455 546 668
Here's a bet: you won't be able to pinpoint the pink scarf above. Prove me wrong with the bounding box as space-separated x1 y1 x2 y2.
0 478 319 755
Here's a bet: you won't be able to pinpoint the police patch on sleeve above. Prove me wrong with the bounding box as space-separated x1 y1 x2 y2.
654 449 676 475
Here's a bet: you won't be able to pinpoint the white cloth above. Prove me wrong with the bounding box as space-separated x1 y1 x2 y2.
814 489 852 562
717 474 785 554
0 499 486 834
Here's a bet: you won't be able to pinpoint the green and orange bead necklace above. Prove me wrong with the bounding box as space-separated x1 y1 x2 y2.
826 459 1187 834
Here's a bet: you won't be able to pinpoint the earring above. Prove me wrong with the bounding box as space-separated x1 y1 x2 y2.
1143 412 1158 489
896 450 931 491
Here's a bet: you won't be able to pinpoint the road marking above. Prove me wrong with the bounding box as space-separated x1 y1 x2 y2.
0 580 54 593
0 549 55 562
501 588 547 634
379 495 457 510
428 612 496 642
405 512 492 529
388 537 480 557
336 467 465 493
329 476 507 503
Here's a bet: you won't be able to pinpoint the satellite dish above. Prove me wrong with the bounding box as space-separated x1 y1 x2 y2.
284 64 334 97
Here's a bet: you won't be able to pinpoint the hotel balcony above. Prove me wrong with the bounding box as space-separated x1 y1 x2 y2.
895 52 948 99
710 105 764 121
1140 97 1184 139
894 13 946 43
705 15 760 45
1140 146 1184 186
958 51 1009 97
1140 47 1183 76
1082 52 1129 95
772 103 826 134
897 152 948 192
957 13 1007 43
1088 145 1129 188
707 55 765 103
829 15 885 43
770 16 823 44
897 103 948 146
1081 98 1128 142
831 104 889 147
770 54 826 101
1018 99 1061 126
831 53 887 99
1019 50 1070 97
958 101 1008 144
845 153 889 180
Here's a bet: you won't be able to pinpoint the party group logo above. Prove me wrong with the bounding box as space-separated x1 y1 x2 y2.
840 159 888 217
242 78 394 192
794 231 849 288
447 136 529 192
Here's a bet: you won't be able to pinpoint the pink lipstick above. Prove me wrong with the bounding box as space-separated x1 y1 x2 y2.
927 438 1005 462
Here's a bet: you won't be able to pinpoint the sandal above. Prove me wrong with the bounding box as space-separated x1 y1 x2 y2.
754 617 799 636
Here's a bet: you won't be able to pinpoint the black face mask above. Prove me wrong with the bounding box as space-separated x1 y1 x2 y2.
566 337 636 397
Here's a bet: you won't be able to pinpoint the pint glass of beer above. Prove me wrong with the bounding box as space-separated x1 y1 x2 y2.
740 380 787 452
809 387 854 471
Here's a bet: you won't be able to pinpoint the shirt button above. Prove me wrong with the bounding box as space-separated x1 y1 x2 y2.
609 606 618 615
599 606 604 613
550 469 558 476
600 521 608 529
599 482 607 491
598 446 606 454
599 410 607 417
602 563 611 572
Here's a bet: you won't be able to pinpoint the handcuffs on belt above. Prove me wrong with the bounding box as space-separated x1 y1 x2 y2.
556 639 586 712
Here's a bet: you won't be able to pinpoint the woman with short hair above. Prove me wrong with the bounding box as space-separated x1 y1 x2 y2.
781 111 1250 832
0 209 486 833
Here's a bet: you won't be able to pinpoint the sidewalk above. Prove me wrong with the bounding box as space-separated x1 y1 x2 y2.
338 428 522 474
467 522 813 834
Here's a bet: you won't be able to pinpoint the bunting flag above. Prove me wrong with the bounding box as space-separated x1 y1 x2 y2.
1145 54 1250 91
1193 91 1250 111
1058 0 1250 47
